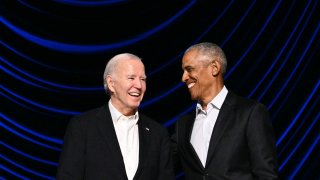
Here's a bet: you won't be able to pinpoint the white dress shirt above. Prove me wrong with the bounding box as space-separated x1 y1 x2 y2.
190 86 228 167
109 100 139 180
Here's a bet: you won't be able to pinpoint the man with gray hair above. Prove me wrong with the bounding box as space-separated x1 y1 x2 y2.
171 42 279 179
57 53 175 180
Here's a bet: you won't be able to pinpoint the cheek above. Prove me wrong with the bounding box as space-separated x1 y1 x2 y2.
117 84 129 95
191 71 200 78
142 82 147 90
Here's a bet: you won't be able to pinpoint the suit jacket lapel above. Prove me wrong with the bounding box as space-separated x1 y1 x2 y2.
96 105 127 177
133 116 151 179
205 92 235 167
185 111 205 169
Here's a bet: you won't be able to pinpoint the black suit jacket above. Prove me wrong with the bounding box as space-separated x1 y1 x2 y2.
57 104 175 180
172 91 279 180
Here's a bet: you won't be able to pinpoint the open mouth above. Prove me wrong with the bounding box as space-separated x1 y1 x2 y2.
129 92 141 97
187 82 195 89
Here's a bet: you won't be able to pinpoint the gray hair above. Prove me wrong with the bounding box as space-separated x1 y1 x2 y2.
184 42 227 76
103 53 142 94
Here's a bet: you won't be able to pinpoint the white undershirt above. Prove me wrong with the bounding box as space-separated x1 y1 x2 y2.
109 100 139 180
190 86 228 167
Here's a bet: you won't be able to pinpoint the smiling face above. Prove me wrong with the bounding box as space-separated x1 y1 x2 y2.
107 58 146 116
182 49 221 105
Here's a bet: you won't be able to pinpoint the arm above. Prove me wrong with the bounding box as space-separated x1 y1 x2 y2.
158 128 175 180
247 103 279 179
170 121 182 176
56 117 85 180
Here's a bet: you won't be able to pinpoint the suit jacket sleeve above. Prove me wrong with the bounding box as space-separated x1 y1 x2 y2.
247 103 279 179
158 128 176 180
170 121 183 176
56 116 86 180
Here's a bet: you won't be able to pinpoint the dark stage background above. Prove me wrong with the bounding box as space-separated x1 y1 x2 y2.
1 0 319 179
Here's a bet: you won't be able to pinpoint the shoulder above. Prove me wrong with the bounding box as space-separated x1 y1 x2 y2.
68 105 108 126
227 91 267 110
178 112 193 122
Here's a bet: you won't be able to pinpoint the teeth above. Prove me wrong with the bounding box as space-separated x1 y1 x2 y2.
188 83 195 88
129 92 140 97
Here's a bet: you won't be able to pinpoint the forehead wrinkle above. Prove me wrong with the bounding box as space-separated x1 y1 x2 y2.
126 65 146 76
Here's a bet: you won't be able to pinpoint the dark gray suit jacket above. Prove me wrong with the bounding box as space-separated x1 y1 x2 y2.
57 104 175 180
172 91 279 180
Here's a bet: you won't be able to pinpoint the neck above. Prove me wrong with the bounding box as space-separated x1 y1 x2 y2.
200 84 224 110
110 99 137 116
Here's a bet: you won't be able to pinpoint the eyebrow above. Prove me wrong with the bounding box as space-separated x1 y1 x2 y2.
127 75 147 78
183 65 194 69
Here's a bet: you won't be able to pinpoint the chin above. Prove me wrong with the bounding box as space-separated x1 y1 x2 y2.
130 102 140 108
190 91 200 100
190 94 197 100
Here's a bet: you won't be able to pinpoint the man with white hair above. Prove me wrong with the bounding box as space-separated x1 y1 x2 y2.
57 53 175 180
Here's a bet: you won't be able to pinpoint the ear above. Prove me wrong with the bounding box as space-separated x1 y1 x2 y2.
211 60 221 76
106 75 115 93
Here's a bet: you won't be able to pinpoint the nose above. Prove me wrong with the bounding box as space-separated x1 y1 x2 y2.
182 71 188 83
135 78 144 89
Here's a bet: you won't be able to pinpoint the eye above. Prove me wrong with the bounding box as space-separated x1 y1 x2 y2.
185 67 193 72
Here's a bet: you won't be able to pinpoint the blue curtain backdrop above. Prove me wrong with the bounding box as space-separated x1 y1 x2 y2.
1 0 319 179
